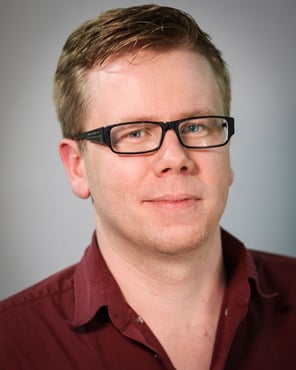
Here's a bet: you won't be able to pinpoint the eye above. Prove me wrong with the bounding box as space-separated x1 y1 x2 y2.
182 123 201 133
127 129 146 139
111 123 155 145
181 121 207 136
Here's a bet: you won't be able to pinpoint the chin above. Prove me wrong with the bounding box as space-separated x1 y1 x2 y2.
147 230 209 256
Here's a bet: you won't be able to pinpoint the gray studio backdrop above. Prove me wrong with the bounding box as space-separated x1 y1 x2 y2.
1 0 295 299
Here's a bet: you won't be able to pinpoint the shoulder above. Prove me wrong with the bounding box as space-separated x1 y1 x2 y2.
221 229 295 307
0 264 79 366
0 263 76 317
250 249 296 279
250 249 296 307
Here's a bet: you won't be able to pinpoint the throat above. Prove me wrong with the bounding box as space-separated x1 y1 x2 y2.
98 232 226 369
98 226 226 310
120 248 225 370
139 275 225 370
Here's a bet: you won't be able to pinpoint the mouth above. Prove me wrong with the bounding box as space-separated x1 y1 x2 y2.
143 194 200 210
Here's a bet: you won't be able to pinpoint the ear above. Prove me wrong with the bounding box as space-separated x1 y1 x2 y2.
59 139 90 199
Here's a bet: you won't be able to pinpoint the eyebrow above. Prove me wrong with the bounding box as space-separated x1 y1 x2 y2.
114 109 219 124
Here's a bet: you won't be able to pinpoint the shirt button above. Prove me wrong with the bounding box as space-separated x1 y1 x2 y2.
224 308 229 317
136 316 144 324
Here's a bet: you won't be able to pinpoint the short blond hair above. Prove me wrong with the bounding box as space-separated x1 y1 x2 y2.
53 4 231 139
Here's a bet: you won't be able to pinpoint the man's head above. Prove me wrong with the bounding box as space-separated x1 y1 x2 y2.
56 4 234 257
53 4 231 140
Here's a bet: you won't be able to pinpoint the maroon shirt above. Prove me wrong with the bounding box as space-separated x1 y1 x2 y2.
0 230 295 370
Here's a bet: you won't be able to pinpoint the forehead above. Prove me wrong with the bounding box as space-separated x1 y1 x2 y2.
85 49 223 126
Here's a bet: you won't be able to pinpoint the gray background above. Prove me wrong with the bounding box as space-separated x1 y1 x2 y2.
1 0 295 300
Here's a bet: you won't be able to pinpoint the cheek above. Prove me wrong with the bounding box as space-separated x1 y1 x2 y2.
229 167 234 186
224 150 234 187
86 153 146 202
202 150 233 194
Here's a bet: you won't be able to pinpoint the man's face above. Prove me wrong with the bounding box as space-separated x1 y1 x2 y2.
68 49 233 257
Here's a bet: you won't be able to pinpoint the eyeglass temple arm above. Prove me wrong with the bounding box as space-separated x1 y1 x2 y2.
74 129 104 143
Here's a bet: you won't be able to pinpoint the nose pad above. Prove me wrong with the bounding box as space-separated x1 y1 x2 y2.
153 130 195 175
160 122 184 149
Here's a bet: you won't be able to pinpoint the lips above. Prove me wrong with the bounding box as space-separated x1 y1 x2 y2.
143 194 200 209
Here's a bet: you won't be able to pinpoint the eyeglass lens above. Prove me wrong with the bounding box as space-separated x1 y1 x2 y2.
110 117 229 153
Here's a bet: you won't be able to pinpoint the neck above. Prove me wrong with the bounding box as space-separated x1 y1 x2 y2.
96 228 225 320
96 229 225 370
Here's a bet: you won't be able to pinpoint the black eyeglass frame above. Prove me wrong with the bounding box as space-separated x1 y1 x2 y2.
74 115 235 154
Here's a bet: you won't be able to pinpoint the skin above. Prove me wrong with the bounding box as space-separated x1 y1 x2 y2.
60 48 233 262
60 48 234 370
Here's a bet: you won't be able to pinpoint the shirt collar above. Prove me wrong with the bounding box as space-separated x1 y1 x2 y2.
69 232 129 327
70 229 277 327
221 229 278 299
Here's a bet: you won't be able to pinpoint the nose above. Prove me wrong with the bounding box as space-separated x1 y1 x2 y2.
152 130 196 176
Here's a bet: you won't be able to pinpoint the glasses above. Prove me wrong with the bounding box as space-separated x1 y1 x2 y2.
74 115 235 154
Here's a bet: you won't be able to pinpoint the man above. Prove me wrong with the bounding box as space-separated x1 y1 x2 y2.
0 4 295 370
